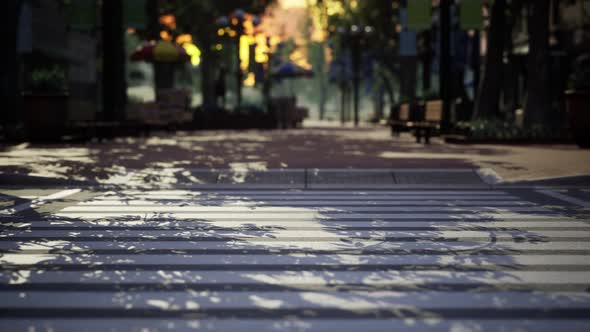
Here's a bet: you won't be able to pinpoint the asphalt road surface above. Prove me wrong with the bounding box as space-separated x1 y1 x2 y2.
1 173 590 331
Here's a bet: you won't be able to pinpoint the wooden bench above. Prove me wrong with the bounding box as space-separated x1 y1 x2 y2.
270 97 306 129
415 99 443 144
389 103 412 137
389 103 418 137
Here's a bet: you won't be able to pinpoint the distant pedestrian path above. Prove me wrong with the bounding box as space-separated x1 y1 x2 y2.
1 128 589 186
1 184 590 331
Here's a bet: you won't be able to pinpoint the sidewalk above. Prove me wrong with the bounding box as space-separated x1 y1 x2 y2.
0 125 589 186
2 127 590 330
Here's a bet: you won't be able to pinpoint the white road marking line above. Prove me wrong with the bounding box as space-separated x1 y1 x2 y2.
2 187 590 327
53 212 566 220
537 189 590 208
59 206 550 213
10 220 587 229
77 200 535 207
1 254 589 267
88 195 519 201
2 271 590 285
3 230 588 240
2 240 587 252
2 291 590 310
1 319 589 332
0 189 81 215
111 190 511 195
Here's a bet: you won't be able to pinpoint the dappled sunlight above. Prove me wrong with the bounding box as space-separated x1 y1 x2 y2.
2 129 590 184
1 186 590 329
0 144 93 179
180 131 273 143
3 0 590 326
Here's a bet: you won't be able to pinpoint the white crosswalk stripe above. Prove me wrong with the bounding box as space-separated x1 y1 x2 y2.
1 189 590 331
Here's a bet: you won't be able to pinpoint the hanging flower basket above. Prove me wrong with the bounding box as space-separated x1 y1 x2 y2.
130 40 191 63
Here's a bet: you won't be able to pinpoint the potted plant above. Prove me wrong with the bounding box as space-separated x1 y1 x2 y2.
565 54 590 148
22 66 69 140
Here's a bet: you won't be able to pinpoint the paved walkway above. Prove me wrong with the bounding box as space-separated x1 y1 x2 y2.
1 126 590 330
0 126 589 185
1 185 590 331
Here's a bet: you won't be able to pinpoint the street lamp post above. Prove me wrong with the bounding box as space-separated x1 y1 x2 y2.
232 9 245 109
217 9 259 110
439 0 452 132
338 25 373 127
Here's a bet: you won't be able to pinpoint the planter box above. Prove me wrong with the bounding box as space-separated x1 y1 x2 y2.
22 92 69 141
444 135 573 145
565 90 590 148
192 109 276 130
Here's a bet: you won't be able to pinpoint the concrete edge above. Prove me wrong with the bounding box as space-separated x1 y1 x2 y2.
475 168 504 185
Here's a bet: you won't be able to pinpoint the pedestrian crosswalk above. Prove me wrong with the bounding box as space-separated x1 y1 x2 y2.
1 189 590 331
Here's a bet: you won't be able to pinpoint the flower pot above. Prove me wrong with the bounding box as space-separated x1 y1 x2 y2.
565 90 590 148
22 92 69 141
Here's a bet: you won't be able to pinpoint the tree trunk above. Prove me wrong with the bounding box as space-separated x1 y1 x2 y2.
145 0 174 99
523 0 551 127
200 45 216 109
471 31 481 98
440 0 452 130
374 88 385 120
318 43 327 120
399 56 417 101
379 71 395 107
102 0 127 121
0 0 21 126
473 0 506 120
421 30 432 93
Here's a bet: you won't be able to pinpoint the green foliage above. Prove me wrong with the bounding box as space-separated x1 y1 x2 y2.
326 0 399 103
456 119 561 140
398 96 412 104
29 66 68 93
164 0 275 46
423 90 438 100
127 94 146 105
569 54 590 91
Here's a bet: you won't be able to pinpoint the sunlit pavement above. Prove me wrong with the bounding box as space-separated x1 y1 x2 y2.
1 126 590 185
1 178 590 331
1 127 590 330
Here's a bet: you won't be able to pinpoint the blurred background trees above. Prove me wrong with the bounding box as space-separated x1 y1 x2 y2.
156 0 275 108
3 0 590 143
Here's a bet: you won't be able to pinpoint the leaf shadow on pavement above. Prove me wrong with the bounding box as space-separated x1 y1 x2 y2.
1 187 590 331
0 130 515 187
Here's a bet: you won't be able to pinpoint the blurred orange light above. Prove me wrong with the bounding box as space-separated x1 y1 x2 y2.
160 30 172 41
239 35 252 71
159 14 177 30
243 20 254 35
176 34 192 44
244 72 256 87
183 43 201 66
255 33 269 63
